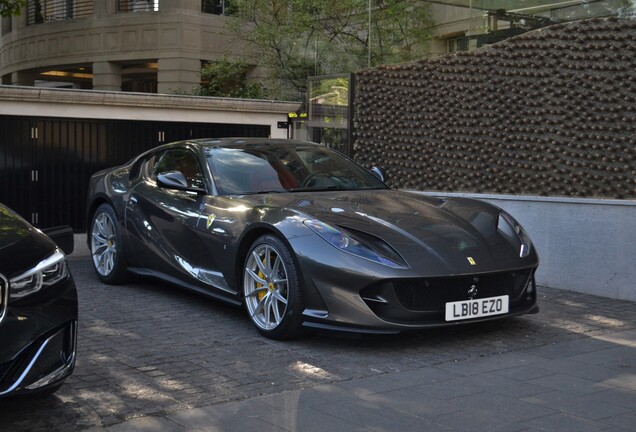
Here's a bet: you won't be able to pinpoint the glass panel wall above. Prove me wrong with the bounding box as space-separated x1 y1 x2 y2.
117 0 159 13
428 0 634 55
26 0 93 25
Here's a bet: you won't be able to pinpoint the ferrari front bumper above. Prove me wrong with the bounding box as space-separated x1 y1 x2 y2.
290 236 539 334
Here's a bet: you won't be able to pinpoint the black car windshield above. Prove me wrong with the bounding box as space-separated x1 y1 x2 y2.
204 145 387 195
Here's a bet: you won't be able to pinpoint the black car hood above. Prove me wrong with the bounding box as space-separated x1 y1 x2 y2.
245 190 533 274
0 204 57 278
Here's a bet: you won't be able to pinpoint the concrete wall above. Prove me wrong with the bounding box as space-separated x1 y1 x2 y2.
0 85 298 138
412 191 636 302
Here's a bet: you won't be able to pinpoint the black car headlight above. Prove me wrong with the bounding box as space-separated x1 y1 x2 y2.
10 249 68 299
497 211 532 258
304 219 407 269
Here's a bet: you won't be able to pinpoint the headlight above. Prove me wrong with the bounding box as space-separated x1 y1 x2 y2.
10 249 68 299
497 211 532 258
304 220 407 269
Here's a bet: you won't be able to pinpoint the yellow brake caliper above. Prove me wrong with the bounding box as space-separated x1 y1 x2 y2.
257 254 268 301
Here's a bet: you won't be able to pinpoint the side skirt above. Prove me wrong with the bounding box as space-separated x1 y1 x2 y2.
127 267 242 307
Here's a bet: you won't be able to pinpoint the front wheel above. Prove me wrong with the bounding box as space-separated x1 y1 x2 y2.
90 203 128 284
243 235 304 340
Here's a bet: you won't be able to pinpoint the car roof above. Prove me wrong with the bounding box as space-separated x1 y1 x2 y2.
182 138 322 149
131 138 325 165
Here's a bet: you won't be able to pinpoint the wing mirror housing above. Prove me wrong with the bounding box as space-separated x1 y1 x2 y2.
370 166 387 183
157 170 206 194
157 170 188 189
42 226 74 255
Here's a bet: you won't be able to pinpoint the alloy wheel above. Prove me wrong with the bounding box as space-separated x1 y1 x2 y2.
91 211 117 276
244 243 289 331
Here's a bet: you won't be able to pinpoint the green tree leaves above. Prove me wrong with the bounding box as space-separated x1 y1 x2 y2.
196 59 264 99
0 0 25 17
226 0 433 99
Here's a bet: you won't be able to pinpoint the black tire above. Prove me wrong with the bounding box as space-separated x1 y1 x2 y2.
89 203 128 284
242 235 304 340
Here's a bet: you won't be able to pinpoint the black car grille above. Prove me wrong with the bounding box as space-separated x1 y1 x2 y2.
360 268 537 325
393 270 532 312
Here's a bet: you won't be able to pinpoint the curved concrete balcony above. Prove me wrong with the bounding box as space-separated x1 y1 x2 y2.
0 0 241 93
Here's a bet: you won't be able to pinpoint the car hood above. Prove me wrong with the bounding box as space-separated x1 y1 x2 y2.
0 204 57 278
244 190 535 274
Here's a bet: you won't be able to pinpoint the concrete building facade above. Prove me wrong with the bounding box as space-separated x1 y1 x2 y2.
1 1 631 95
0 0 240 94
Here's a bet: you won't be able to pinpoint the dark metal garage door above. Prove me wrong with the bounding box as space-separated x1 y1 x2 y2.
0 116 269 231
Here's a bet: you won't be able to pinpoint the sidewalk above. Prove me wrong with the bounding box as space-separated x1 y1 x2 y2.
99 328 636 432
62 236 636 432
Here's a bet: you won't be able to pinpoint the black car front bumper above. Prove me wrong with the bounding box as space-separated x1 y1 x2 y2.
0 276 78 397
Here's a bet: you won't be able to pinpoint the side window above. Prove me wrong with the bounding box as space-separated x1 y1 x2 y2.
153 149 206 190
142 154 158 179
129 153 158 181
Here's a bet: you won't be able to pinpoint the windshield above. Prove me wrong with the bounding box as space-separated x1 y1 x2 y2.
204 145 387 195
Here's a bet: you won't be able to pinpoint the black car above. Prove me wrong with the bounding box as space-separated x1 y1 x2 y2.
0 203 77 397
86 138 538 340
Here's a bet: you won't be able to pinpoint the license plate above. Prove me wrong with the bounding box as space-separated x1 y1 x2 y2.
445 295 509 321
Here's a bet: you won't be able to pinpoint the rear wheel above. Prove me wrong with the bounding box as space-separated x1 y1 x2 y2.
243 235 304 340
90 204 128 284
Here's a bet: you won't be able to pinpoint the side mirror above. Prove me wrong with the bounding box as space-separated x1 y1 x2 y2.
42 225 75 255
157 170 206 194
157 170 189 189
370 166 387 183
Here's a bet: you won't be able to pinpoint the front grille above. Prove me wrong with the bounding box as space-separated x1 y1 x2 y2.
393 270 532 312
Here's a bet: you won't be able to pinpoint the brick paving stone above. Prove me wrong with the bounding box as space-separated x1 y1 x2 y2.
522 412 609 432
0 256 634 431
527 374 613 395
521 391 633 421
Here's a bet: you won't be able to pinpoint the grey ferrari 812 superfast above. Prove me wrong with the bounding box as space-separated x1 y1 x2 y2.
86 138 538 339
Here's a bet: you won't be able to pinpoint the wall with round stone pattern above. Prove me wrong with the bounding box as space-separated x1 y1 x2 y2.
354 17 636 199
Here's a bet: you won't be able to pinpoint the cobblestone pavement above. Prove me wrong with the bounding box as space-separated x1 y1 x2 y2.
1 256 635 431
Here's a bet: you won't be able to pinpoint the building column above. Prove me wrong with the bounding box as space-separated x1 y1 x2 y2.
14 4 28 30
157 57 200 94
92 61 122 91
93 0 117 17
12 70 38 86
